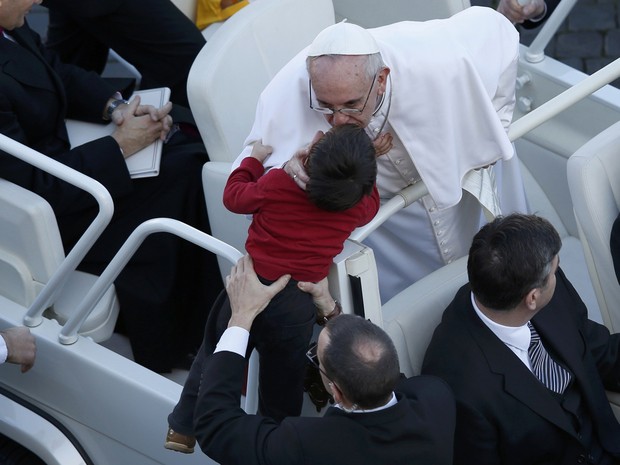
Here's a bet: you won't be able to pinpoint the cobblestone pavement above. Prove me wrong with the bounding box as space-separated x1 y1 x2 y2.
473 0 620 87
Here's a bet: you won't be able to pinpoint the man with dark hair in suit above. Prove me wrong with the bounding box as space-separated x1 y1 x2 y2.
423 213 620 465
192 254 456 465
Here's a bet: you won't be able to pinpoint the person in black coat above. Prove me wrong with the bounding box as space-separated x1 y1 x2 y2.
191 255 456 465
423 213 620 465
0 3 222 373
41 0 206 107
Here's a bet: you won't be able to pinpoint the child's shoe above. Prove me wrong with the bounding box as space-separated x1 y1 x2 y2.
164 427 196 454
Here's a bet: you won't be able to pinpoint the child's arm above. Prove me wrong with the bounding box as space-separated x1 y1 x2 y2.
250 141 273 163
223 142 273 214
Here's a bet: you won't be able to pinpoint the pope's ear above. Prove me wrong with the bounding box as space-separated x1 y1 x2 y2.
377 66 390 91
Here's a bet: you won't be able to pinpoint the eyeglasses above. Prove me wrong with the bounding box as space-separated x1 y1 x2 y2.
306 342 331 380
309 72 377 116
305 342 334 410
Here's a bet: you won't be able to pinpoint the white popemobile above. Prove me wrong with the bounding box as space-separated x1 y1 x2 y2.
0 0 619 464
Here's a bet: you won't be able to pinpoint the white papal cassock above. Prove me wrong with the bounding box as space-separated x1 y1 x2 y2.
232 7 529 302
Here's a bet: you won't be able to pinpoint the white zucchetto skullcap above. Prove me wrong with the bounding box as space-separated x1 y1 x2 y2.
306 21 380 57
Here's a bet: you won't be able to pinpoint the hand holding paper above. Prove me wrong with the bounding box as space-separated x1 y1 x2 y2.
67 88 171 178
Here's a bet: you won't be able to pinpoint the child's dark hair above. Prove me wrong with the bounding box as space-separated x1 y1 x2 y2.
306 124 377 212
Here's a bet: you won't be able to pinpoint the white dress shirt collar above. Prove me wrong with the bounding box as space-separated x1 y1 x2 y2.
471 292 532 369
335 392 398 414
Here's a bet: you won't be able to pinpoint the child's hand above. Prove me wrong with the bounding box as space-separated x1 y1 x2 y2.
250 140 273 163
373 131 393 156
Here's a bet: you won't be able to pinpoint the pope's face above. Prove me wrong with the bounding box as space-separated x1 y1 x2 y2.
309 55 388 129
0 0 40 31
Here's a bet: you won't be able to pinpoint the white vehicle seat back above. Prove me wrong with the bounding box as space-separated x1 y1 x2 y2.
333 0 470 27
171 0 471 32
518 157 600 323
0 178 118 342
202 162 249 278
567 120 620 334
191 0 334 276
187 0 334 163
382 256 468 377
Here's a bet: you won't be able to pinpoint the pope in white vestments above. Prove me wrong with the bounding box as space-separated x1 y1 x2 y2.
232 6 529 302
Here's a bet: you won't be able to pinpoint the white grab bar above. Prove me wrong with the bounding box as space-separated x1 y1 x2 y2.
0 134 114 327
58 217 243 344
524 0 579 63
509 57 620 141
350 182 429 242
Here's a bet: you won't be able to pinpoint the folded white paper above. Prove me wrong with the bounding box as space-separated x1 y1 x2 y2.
66 87 171 179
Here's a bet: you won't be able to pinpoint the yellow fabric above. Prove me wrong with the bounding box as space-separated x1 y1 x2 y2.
196 0 249 29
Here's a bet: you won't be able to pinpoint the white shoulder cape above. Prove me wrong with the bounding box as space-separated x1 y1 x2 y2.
234 7 519 211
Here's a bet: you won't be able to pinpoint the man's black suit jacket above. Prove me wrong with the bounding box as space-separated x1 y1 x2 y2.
194 349 456 465
422 268 620 465
0 23 130 220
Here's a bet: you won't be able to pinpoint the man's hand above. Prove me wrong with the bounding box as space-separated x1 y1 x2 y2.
111 98 171 157
226 255 290 331
1 327 36 373
298 277 340 324
282 131 324 189
497 0 546 24
373 131 393 156
283 148 310 189
250 141 273 163
134 100 174 141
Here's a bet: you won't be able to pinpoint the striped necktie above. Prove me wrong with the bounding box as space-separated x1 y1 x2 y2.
527 322 572 394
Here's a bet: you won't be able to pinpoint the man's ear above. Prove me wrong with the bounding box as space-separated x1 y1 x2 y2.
329 381 345 405
377 66 391 94
524 288 539 311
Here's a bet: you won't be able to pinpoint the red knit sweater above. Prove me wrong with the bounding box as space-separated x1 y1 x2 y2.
223 157 380 282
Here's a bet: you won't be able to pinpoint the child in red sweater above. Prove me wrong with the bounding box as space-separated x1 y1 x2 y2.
166 124 379 453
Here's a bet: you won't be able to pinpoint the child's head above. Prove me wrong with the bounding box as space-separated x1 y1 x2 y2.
306 124 377 212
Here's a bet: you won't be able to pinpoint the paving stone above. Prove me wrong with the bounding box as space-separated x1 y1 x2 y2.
605 29 620 56
556 31 604 58
568 4 616 31
586 56 616 73
558 56 586 71
586 57 620 87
